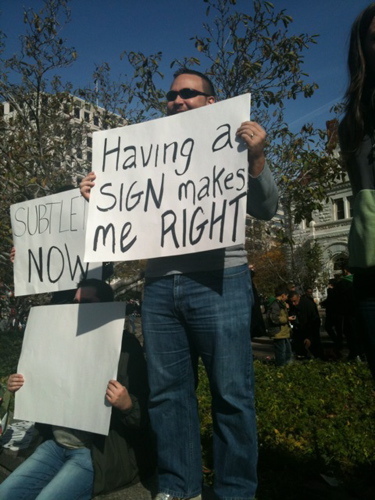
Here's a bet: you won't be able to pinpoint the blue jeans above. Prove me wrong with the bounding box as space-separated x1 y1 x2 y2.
0 439 94 500
142 264 257 500
273 338 292 366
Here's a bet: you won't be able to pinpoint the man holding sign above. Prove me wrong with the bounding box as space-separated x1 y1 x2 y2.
81 68 278 500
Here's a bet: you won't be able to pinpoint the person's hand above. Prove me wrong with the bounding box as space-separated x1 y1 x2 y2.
10 247 16 263
236 121 266 177
7 374 24 393
304 338 311 349
79 172 96 201
105 380 133 411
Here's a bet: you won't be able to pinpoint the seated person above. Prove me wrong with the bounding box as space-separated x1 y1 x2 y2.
0 278 155 500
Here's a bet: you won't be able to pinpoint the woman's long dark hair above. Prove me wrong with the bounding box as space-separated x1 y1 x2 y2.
340 3 375 161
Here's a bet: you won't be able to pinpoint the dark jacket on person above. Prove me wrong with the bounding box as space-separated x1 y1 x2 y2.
335 274 355 318
91 332 155 495
293 295 321 340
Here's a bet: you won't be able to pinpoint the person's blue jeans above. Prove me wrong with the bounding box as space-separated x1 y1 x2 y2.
0 439 94 500
273 338 292 366
142 264 257 500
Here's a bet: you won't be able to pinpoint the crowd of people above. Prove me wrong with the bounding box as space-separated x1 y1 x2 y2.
2 3 375 499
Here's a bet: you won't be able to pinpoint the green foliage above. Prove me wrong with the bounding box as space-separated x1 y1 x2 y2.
0 330 24 378
247 240 289 296
255 360 375 473
272 124 343 225
291 240 329 291
196 359 375 496
77 55 166 125
183 0 319 129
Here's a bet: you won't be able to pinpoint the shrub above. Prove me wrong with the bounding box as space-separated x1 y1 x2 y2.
254 360 375 475
0 330 23 379
197 358 375 495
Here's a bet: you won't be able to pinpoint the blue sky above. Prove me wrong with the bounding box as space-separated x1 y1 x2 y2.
1 0 372 132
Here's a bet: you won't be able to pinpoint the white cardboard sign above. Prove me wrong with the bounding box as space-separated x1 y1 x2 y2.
11 189 102 296
15 302 125 435
84 94 250 262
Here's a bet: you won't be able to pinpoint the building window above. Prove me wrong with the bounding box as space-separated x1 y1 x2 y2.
84 111 90 122
333 198 345 220
74 107 80 119
87 151 92 162
93 115 99 126
347 196 353 218
77 149 83 160
87 136 92 148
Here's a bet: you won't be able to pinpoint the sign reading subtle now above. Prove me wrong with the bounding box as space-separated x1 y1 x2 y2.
11 189 101 296
84 94 250 262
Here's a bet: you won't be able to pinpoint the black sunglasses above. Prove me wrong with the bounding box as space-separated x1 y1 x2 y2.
166 88 210 102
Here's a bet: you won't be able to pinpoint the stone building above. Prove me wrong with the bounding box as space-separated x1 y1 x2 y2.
293 176 352 278
293 120 352 280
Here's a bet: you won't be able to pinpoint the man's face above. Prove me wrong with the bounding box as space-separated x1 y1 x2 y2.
290 295 300 307
280 293 288 302
166 74 215 116
73 286 100 304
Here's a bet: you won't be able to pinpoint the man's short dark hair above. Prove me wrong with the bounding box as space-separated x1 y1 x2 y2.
288 291 299 301
274 284 288 297
77 278 114 303
172 67 216 96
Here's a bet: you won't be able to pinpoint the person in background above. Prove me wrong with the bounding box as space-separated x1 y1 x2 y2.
267 284 294 366
339 3 375 379
304 286 316 303
288 291 324 360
